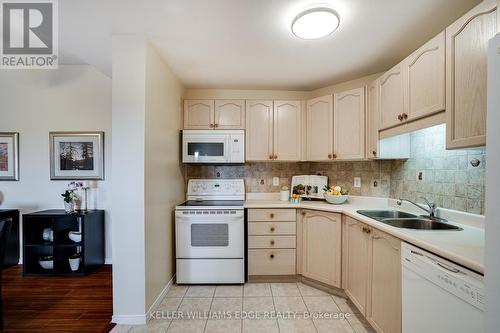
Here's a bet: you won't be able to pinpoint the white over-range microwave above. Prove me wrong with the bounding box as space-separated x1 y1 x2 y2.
182 130 245 163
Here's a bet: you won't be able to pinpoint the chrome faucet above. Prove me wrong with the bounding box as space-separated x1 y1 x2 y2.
396 197 437 217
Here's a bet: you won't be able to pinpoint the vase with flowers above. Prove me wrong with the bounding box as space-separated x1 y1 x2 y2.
61 185 77 213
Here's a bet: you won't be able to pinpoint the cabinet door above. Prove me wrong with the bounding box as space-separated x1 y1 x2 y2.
342 216 370 314
246 100 274 161
333 87 366 160
214 100 245 129
183 100 214 129
301 211 341 287
367 229 401 333
306 95 333 161
367 79 380 159
405 31 445 121
379 64 405 130
446 0 498 148
274 101 302 161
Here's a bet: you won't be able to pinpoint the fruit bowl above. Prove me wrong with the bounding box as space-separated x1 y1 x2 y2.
39 256 54 270
324 193 348 205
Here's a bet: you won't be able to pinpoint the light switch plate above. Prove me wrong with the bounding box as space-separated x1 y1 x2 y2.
354 177 361 188
273 177 280 186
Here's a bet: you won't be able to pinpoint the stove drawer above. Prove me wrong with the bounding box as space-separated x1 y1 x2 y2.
248 222 296 235
248 249 296 275
248 209 296 222
248 235 296 249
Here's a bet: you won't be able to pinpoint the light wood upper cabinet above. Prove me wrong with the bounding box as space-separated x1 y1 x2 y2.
405 31 446 121
342 216 370 314
446 0 499 149
379 64 405 130
301 210 341 288
306 95 333 161
183 100 214 129
214 100 245 129
246 100 274 161
367 79 380 159
274 101 302 161
334 88 366 160
367 229 402 333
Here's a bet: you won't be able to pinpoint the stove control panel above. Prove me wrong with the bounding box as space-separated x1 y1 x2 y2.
187 179 245 200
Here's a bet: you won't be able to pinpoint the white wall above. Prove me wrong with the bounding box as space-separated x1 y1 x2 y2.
111 36 147 324
111 36 185 324
144 43 185 310
485 34 500 333
0 66 112 262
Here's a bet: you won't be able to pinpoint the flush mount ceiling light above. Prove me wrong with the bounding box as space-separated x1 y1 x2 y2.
291 7 340 40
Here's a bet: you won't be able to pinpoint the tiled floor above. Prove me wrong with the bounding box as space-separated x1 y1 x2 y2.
111 282 374 333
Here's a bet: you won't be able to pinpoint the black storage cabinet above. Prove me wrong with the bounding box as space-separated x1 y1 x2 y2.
22 210 105 276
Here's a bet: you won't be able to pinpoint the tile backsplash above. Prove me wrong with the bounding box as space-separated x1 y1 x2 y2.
185 124 486 215
390 124 485 215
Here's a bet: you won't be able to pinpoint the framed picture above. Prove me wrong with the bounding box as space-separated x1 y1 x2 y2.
0 132 19 181
49 132 104 180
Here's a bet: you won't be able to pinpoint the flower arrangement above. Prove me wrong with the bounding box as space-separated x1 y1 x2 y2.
61 182 84 213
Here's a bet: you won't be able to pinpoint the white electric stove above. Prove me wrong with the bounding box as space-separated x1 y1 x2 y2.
175 179 245 284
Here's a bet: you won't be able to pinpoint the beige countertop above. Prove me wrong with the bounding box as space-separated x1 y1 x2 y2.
244 195 485 274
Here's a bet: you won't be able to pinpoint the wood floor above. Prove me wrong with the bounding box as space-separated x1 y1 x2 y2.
1 265 114 333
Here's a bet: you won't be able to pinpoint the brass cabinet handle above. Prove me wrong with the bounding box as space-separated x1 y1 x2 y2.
270 213 274 218
209 123 214 128
274 155 278 160
372 150 377 156
270 227 275 232
270 240 275 246
402 113 408 120
214 123 218 128
269 155 273 160
332 153 337 159
270 254 275 259
328 154 332 159
397 114 403 121
301 211 306 216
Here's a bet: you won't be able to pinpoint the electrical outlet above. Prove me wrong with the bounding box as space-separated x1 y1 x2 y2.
417 171 423 181
260 179 265 185
273 177 280 186
216 171 222 178
354 177 361 188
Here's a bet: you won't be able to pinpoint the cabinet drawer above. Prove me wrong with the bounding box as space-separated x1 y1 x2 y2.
248 236 296 249
248 209 296 222
248 249 296 275
248 222 296 235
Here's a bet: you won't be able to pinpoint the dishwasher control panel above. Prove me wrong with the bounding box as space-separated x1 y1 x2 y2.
402 243 484 311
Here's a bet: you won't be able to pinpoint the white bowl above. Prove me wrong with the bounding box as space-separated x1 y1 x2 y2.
68 231 82 243
324 193 348 205
39 257 54 270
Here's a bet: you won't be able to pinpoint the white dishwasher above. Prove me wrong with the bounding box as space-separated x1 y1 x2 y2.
401 243 484 333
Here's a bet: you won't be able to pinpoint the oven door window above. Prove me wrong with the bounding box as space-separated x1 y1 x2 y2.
187 142 224 157
191 224 229 247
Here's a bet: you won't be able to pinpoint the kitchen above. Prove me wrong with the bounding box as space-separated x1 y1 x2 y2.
0 0 498 333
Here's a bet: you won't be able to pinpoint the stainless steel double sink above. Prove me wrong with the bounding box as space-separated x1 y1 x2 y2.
356 210 463 230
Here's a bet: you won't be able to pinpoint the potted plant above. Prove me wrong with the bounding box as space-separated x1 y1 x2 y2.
61 189 76 213
68 253 81 271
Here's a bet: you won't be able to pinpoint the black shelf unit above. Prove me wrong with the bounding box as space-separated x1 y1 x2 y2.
22 210 104 276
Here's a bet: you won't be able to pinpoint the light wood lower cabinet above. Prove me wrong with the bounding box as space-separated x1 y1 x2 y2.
342 216 370 314
300 210 341 287
367 229 402 333
248 209 297 276
342 216 401 333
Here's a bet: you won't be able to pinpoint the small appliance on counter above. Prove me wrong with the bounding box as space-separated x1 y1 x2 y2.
291 175 328 200
175 179 245 284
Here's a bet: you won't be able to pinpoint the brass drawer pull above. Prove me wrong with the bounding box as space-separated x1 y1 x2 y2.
270 240 275 246
398 114 403 121
270 254 275 259
328 154 332 159
270 213 274 219
270 227 275 232
372 150 377 156
332 153 337 159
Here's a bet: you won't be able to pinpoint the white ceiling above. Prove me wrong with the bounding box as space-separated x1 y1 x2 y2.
60 0 481 90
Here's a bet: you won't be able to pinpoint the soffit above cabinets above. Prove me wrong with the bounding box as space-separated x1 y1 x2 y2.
59 0 481 89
